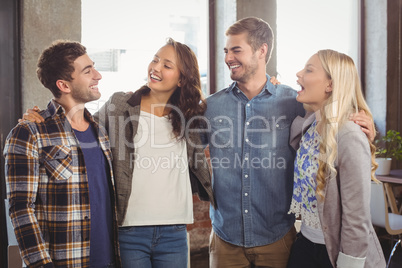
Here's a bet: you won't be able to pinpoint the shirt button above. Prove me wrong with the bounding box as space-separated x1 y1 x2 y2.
237 90 241 93
245 193 248 196
245 139 249 142
276 124 280 128
245 174 248 178
246 122 250 125
245 157 249 161
219 119 222 123
245 210 248 213
247 104 250 107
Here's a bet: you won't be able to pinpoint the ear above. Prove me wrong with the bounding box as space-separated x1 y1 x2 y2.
259 43 268 60
325 81 333 93
56 80 71 93
177 79 182 87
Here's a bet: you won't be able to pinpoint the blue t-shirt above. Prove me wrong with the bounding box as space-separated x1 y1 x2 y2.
74 125 114 267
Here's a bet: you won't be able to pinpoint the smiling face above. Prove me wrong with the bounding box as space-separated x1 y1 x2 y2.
224 33 260 84
147 45 181 95
296 54 332 111
67 54 102 104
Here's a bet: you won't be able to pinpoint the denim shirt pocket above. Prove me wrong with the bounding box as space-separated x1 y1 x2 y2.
271 117 292 150
209 116 234 149
251 116 292 151
41 145 73 181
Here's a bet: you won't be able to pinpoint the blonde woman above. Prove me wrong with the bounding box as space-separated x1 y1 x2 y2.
287 50 385 268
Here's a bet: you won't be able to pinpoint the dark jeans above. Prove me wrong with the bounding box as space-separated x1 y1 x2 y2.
287 232 333 268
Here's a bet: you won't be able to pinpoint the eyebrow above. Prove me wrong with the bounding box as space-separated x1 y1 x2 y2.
224 46 242 52
80 62 95 73
154 54 176 65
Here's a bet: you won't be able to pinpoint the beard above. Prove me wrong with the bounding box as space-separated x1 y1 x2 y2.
71 86 101 103
229 55 259 83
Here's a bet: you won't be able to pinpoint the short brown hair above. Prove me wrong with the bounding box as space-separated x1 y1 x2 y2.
37 40 87 98
226 17 274 63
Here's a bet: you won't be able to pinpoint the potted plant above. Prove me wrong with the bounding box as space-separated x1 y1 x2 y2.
375 130 402 175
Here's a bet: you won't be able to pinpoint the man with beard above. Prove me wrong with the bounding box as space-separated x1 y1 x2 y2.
202 17 374 268
4 40 120 267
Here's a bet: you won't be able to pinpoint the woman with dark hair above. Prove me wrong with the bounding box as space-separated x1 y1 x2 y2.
22 38 215 267
95 38 215 267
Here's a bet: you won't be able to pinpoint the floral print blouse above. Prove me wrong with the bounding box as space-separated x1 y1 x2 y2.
288 121 322 229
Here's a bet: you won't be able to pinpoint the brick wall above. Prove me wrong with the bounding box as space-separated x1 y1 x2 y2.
187 147 212 253
187 196 211 253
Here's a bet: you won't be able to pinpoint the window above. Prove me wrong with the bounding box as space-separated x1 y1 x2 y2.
277 0 359 90
82 0 208 112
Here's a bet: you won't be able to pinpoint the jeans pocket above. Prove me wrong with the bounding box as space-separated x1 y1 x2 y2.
281 226 296 253
118 226 136 233
173 224 187 231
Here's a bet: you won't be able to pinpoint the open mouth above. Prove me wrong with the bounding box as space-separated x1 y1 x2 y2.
150 73 162 81
296 81 304 92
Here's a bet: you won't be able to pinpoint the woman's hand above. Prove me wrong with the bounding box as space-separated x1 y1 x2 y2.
18 106 44 123
350 110 375 142
270 76 281 85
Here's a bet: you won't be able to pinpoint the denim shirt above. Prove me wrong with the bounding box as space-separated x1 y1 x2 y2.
202 75 305 247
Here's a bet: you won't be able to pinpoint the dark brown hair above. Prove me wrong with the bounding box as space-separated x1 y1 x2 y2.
226 17 274 63
37 40 87 98
164 38 206 139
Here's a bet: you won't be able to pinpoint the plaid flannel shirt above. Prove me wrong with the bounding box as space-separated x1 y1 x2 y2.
4 100 120 268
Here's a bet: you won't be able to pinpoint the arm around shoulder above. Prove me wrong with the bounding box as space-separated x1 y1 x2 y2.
94 91 130 130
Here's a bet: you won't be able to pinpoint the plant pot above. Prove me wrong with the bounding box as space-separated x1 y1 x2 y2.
375 158 392 175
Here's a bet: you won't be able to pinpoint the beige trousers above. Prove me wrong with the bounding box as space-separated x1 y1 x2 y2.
209 226 296 268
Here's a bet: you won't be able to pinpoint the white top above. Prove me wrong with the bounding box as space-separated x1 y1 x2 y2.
301 222 325 244
122 111 193 226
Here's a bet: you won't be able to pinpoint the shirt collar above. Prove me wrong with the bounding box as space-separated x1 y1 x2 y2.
224 74 277 96
42 99 96 124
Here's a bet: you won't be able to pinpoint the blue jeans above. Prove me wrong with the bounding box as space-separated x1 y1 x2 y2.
287 232 333 268
118 225 188 268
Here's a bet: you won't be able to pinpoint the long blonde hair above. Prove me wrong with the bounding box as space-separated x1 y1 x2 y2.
315 49 378 200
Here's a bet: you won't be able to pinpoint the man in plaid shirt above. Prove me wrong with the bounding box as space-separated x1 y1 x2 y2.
4 40 120 267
